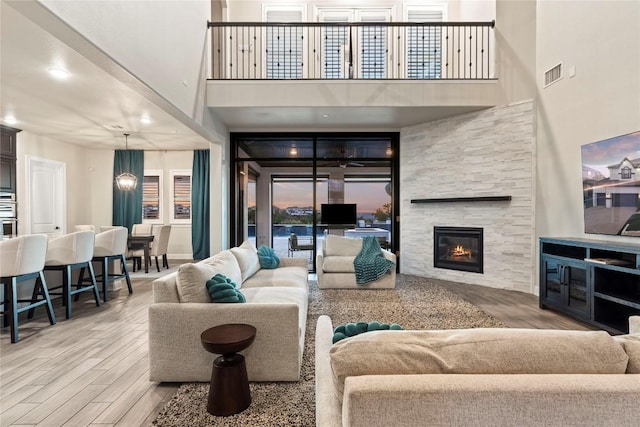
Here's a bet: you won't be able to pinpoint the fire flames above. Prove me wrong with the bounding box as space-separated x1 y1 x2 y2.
451 245 471 257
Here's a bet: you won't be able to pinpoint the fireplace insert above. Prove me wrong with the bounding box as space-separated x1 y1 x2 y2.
434 226 483 273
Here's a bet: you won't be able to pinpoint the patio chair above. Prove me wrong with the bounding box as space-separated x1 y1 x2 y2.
288 233 314 257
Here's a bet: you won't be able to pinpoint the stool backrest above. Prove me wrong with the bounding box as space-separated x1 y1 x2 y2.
0 234 48 277
94 227 128 257
46 231 95 265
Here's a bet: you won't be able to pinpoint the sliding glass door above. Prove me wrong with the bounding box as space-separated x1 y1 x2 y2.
231 132 399 273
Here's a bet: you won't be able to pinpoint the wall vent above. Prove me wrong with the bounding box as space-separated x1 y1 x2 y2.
544 63 562 87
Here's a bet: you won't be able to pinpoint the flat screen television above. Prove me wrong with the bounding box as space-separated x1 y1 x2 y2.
581 130 640 236
320 203 357 226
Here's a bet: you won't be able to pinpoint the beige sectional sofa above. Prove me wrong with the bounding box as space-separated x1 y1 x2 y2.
316 235 396 289
148 241 308 383
316 315 640 427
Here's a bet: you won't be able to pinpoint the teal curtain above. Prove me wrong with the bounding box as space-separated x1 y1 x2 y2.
112 150 144 232
192 149 210 260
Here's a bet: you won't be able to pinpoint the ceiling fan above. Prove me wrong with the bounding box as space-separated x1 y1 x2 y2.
319 147 364 168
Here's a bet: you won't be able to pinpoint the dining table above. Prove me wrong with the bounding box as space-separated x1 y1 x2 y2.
128 234 155 273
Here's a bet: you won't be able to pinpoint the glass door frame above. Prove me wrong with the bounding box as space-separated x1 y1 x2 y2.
230 132 400 273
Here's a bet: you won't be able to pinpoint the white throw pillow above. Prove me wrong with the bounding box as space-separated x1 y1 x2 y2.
175 263 218 303
325 234 363 256
230 240 261 282
614 334 640 374
200 250 243 288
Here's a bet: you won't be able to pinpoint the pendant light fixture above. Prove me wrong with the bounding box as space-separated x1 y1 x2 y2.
115 133 138 191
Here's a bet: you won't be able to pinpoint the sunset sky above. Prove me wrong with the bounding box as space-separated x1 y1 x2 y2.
250 181 391 213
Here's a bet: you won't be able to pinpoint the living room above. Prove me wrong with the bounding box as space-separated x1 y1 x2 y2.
1 0 640 425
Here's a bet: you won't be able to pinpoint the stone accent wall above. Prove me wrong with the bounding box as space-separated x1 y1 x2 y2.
400 100 535 293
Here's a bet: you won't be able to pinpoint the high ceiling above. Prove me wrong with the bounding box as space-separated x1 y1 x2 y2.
0 3 211 151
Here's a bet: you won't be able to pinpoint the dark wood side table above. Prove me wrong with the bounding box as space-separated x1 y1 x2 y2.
200 324 257 416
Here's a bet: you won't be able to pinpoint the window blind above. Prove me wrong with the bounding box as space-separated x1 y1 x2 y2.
265 9 303 79
407 9 443 79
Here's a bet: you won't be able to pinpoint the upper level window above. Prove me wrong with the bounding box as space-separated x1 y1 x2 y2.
406 7 445 79
142 170 162 224
621 166 633 179
265 6 304 79
170 170 192 224
318 8 391 79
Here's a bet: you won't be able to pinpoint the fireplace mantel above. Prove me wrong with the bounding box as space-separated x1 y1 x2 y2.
411 196 511 204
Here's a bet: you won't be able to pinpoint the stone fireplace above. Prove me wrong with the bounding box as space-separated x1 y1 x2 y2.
434 226 483 273
400 101 534 293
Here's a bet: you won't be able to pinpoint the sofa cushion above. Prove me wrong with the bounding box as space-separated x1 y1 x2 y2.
614 334 640 373
243 266 308 290
200 250 242 287
329 328 629 397
325 235 362 256
323 256 356 273
175 262 218 303
230 240 261 282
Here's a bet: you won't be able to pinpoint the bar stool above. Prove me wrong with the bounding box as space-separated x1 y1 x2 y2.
82 226 132 302
41 231 101 319
0 234 56 343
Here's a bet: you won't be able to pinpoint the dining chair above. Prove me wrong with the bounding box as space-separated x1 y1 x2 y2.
0 234 56 343
73 225 95 232
40 230 101 319
81 226 132 302
130 224 172 272
128 223 154 271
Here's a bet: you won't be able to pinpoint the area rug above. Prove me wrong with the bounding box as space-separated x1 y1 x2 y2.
152 274 506 427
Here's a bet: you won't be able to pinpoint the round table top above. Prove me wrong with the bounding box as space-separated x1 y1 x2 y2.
201 324 256 355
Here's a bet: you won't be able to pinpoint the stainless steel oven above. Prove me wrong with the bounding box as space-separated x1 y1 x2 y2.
0 192 17 238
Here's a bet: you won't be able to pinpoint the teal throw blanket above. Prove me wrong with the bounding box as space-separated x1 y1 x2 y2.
333 321 403 344
257 245 280 269
353 236 395 285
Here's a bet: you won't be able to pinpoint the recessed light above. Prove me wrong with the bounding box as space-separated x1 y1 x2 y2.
3 115 17 125
140 116 152 124
322 114 329 118
48 68 69 79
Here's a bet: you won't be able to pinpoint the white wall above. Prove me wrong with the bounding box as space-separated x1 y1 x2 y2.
40 0 211 122
535 1 640 243
17 132 94 235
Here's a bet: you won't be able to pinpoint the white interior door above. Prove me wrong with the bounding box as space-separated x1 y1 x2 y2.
27 156 66 235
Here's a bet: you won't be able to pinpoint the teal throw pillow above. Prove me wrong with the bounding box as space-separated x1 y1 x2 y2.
332 321 403 344
257 245 280 269
206 273 246 303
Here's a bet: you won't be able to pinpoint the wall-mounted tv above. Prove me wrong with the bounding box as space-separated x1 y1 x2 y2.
581 130 640 236
320 203 357 226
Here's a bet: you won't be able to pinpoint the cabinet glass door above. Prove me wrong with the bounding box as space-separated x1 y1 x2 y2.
542 258 563 305
566 265 589 317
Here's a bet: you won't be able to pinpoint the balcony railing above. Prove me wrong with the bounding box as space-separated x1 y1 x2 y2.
208 21 495 80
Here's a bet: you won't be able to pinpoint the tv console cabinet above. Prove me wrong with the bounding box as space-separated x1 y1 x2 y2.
539 237 640 334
